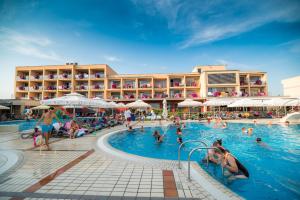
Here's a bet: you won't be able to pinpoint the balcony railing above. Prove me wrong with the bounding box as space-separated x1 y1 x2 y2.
16 76 29 81
30 86 43 91
170 93 183 98
75 74 89 79
91 84 104 90
58 85 72 90
250 80 265 86
123 84 135 89
240 81 249 86
124 94 136 99
186 82 198 87
154 93 168 98
140 93 151 99
139 83 152 88
44 74 58 80
45 85 57 90
75 85 89 90
58 74 72 79
207 91 238 97
30 75 43 80
90 73 105 79
170 82 184 87
110 95 121 100
16 86 29 91
110 84 121 89
187 93 199 98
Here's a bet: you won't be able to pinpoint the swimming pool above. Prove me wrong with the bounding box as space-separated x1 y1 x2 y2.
108 122 300 200
0 120 38 131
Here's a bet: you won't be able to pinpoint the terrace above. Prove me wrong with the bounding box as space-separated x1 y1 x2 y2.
123 79 136 89
170 77 184 87
108 80 121 89
16 71 29 81
138 79 152 89
30 71 43 81
207 87 237 97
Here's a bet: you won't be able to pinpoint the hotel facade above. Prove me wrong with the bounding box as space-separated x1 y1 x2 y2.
15 63 268 108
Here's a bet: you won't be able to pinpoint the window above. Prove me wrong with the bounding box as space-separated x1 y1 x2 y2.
208 73 236 84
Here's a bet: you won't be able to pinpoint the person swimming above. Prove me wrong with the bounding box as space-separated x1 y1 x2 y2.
256 137 270 149
128 126 134 132
140 126 144 132
241 127 247 134
153 130 163 143
176 128 183 144
222 122 227 129
216 147 249 180
247 128 253 136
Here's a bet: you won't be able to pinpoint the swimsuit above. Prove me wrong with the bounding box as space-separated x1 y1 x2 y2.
225 153 249 177
41 124 53 135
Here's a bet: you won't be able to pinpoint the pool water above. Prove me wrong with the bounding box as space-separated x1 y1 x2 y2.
108 122 300 200
0 120 38 131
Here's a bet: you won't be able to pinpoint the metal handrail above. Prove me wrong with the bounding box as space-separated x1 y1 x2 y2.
178 140 208 169
187 147 221 180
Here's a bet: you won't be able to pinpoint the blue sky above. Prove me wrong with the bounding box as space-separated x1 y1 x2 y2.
0 0 300 98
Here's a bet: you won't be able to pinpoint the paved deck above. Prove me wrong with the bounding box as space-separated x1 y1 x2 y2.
0 121 241 200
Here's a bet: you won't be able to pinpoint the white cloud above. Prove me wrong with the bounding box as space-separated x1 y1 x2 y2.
103 55 121 62
277 39 300 53
133 0 300 48
0 27 62 61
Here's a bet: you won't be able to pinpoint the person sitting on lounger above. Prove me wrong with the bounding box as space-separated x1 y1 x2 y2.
69 120 79 139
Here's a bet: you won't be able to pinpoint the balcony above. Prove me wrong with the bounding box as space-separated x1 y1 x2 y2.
138 80 152 88
185 78 199 87
208 87 237 97
90 73 104 79
123 93 136 99
16 75 29 81
110 95 121 100
250 79 265 86
75 73 89 80
186 92 199 98
123 80 136 89
45 74 58 80
240 80 249 86
170 78 184 87
58 74 72 79
16 86 29 91
30 86 43 91
170 93 183 99
45 85 57 91
30 74 43 81
154 92 168 98
58 85 72 90
75 85 88 90
91 84 104 90
154 80 167 88
109 80 121 89
139 92 151 99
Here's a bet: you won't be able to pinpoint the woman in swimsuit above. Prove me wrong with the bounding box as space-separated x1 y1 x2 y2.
216 147 249 179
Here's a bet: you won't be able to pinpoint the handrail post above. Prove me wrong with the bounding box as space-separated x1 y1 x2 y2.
187 147 218 181
178 139 208 169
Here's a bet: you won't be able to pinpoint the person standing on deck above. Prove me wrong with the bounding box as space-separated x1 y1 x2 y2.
36 107 61 150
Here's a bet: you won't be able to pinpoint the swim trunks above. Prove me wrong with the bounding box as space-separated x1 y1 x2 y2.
41 124 53 135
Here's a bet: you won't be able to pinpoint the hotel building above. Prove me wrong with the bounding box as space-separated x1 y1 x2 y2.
15 63 268 107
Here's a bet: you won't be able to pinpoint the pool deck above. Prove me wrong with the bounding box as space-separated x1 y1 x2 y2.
0 121 242 200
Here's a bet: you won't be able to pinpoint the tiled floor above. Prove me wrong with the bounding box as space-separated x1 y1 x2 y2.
0 122 240 200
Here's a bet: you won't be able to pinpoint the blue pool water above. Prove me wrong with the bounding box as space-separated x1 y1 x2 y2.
108 122 300 200
0 120 38 131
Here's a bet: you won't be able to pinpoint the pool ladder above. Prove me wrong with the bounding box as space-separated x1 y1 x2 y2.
178 140 223 180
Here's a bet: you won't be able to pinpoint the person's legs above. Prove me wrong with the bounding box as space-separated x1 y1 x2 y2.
44 132 49 149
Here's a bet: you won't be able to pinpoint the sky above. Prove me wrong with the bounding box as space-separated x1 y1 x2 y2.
0 0 300 99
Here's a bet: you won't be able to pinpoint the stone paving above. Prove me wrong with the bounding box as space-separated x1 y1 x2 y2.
0 121 241 200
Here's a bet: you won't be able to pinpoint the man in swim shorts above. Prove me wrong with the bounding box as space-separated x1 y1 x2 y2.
36 107 61 150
